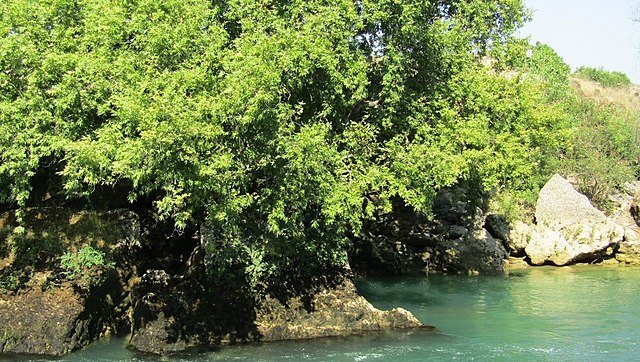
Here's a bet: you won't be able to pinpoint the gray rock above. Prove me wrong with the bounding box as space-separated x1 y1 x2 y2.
432 228 507 274
507 221 532 256
535 173 607 228
608 182 640 243
485 214 530 257
523 174 624 265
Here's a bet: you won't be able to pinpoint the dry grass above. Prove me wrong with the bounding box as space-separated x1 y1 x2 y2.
570 76 640 112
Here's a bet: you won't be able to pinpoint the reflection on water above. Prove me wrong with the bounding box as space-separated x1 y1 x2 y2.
3 265 640 361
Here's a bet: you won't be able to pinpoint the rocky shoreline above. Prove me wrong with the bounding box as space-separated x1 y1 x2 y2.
350 174 640 275
0 209 423 356
1 174 639 356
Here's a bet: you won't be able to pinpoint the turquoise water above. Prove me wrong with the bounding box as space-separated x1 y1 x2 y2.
5 266 640 361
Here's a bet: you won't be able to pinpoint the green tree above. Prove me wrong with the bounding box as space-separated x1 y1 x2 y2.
2 0 557 283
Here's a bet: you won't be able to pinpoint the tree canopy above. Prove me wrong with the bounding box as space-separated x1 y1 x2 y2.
2 0 569 282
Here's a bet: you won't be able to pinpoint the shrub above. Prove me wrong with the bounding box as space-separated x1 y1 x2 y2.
574 67 632 88
60 245 106 279
555 93 637 208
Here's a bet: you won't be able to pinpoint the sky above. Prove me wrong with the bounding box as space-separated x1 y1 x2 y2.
518 0 640 84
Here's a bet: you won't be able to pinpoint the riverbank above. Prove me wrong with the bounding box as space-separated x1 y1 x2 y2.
0 175 640 356
0 208 423 356
4 265 639 361
1 174 638 356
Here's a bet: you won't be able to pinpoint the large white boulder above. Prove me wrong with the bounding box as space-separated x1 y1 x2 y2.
524 174 624 265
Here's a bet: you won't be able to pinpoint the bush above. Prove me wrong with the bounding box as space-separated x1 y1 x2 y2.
574 67 632 88
60 245 106 279
554 93 637 208
527 42 572 101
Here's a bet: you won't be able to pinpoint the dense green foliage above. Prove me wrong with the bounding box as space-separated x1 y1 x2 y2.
574 66 633 88
556 92 640 206
7 0 627 283
486 39 639 215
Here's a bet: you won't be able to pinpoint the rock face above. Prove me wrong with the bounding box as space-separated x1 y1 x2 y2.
256 276 422 341
0 288 85 355
0 208 140 356
128 246 261 355
535 174 609 228
129 246 423 355
431 227 507 274
350 187 508 275
522 174 624 265
611 182 640 264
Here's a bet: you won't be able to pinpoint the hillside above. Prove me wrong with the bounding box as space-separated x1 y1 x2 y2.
571 76 640 112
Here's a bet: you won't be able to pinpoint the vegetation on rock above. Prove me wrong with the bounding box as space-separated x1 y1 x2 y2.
1 0 638 288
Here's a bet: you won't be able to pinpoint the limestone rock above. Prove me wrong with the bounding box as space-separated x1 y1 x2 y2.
507 221 532 256
0 208 139 356
504 257 530 270
256 276 423 342
129 249 424 355
431 228 507 274
535 174 609 228
608 181 640 243
523 174 624 265
485 214 530 256
615 242 640 265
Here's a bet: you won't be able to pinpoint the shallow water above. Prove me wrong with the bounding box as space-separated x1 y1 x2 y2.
5 265 640 361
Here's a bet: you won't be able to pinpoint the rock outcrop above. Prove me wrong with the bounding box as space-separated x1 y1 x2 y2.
130 243 424 354
255 276 422 341
610 182 640 264
350 187 508 275
514 174 625 265
0 208 139 355
430 222 507 275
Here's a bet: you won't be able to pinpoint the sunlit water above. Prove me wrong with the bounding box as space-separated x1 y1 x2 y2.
4 265 640 361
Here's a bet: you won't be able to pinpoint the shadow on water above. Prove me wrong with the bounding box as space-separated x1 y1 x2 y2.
4 266 640 361
0 327 450 362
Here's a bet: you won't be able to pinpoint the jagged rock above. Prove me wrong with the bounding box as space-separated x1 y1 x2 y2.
0 287 87 355
129 244 423 355
431 228 507 274
485 214 531 257
129 271 189 355
485 214 510 242
448 225 468 239
432 189 469 224
349 203 436 275
127 255 252 355
0 208 139 356
507 221 532 256
130 269 424 354
615 242 640 265
609 181 640 243
524 174 624 265
504 257 530 270
535 174 609 228
256 276 423 341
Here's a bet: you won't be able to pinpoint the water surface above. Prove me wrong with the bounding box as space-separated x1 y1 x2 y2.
5 265 640 361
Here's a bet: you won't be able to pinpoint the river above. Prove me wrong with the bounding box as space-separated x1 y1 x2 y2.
5 265 640 361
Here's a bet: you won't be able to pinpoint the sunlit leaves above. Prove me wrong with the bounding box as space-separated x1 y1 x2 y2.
0 0 546 278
